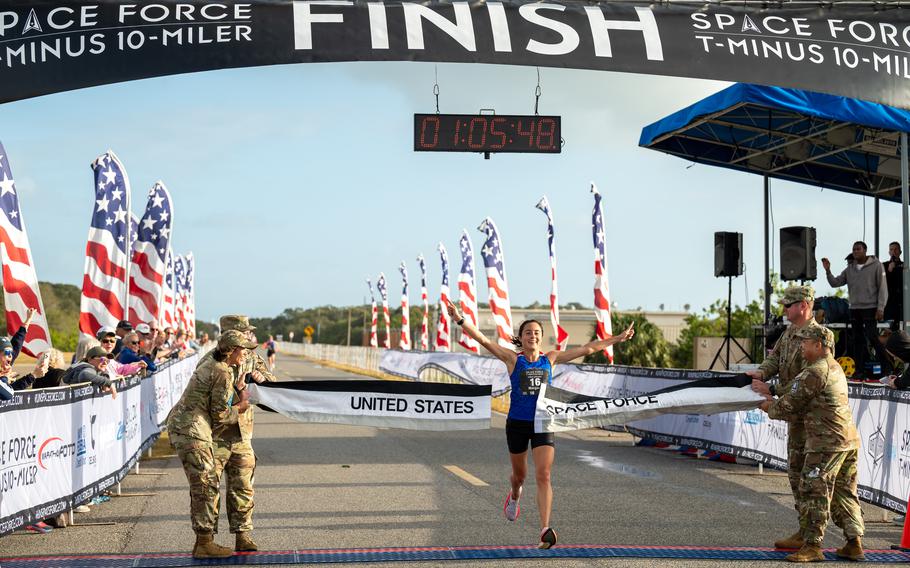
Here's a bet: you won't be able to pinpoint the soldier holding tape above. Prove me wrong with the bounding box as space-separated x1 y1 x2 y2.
747 285 823 550
201 314 275 552
759 325 865 562
167 330 258 559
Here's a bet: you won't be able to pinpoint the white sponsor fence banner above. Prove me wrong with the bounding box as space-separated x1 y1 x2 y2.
0 355 198 536
377 349 910 513
249 380 491 431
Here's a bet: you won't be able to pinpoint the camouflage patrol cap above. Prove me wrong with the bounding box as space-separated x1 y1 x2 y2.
795 325 835 349
219 314 256 333
779 285 815 305
218 329 258 351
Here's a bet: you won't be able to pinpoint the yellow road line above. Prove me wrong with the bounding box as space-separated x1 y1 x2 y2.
444 465 489 486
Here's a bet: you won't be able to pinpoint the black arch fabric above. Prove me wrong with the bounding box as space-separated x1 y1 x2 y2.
0 1 909 106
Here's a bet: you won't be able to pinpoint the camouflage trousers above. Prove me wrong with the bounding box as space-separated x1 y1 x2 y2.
171 434 226 535
798 450 865 545
214 439 256 533
787 433 807 532
787 443 806 533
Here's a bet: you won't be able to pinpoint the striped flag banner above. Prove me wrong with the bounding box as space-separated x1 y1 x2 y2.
591 183 614 362
535 196 568 351
398 261 411 350
435 243 451 352
457 230 479 353
128 182 172 328
377 272 391 349
160 250 175 330
249 380 492 431
535 375 763 433
129 213 138 252
477 217 513 349
0 143 51 356
366 278 378 348
79 150 132 338
416 254 429 351
184 253 195 336
173 255 187 332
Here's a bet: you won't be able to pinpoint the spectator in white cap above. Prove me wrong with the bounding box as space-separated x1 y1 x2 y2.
97 327 147 379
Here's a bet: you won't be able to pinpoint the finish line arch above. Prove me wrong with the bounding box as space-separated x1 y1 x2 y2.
1 1 909 107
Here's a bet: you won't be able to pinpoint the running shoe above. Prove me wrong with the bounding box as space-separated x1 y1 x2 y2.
538 527 557 549
25 522 52 534
503 487 521 521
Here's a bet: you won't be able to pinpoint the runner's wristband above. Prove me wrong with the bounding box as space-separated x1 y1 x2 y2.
456 317 465 326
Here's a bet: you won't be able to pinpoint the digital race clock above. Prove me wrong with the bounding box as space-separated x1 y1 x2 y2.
414 114 561 154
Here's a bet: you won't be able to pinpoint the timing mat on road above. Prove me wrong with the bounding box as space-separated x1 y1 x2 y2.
3 545 910 566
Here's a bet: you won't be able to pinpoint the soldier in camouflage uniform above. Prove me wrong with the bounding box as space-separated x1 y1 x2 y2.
760 325 865 562
202 315 275 552
747 285 823 550
166 330 258 559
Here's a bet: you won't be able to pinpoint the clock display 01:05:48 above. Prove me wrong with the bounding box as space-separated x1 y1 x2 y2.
414 114 561 153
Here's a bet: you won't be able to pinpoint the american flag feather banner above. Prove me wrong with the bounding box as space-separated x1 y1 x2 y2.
434 243 451 352
160 250 175 329
0 144 51 356
79 150 132 338
366 278 378 348
477 217 514 349
184 252 196 336
398 261 411 351
457 230 479 353
591 183 614 362
173 255 187 332
129 213 138 252
416 254 429 351
535 196 569 351
377 273 390 349
128 181 172 327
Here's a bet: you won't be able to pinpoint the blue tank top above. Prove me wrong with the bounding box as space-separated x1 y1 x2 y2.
508 354 552 421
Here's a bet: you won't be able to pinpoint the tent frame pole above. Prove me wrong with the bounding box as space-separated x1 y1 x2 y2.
902 132 909 332
875 197 880 258
764 175 771 335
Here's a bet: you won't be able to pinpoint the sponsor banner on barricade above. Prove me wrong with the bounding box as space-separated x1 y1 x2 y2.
0 354 199 536
249 380 491 431
379 350 910 513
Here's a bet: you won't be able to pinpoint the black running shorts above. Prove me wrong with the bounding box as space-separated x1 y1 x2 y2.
505 419 555 454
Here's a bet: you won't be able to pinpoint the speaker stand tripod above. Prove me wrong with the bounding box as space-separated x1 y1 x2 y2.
710 275 753 370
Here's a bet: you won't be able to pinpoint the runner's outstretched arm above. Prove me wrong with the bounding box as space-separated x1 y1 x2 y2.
549 323 635 365
445 298 517 368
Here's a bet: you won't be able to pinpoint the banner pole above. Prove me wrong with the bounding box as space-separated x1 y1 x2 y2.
901 132 909 332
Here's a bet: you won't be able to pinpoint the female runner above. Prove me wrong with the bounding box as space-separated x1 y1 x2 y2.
445 298 635 549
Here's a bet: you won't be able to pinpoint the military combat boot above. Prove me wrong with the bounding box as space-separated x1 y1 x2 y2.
835 537 865 561
193 533 233 559
774 532 805 549
235 532 259 552
785 543 825 562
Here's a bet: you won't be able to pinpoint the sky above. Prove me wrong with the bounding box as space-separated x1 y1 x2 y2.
0 61 905 322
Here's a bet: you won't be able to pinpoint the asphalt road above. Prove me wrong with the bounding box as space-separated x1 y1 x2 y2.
1 353 905 567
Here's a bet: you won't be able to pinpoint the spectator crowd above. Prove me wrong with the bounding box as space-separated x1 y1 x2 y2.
0 309 209 534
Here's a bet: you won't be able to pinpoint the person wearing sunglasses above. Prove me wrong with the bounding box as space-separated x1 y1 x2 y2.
97 328 147 379
116 331 157 372
62 346 118 399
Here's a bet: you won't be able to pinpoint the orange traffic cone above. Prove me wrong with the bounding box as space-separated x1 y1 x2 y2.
891 505 910 551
